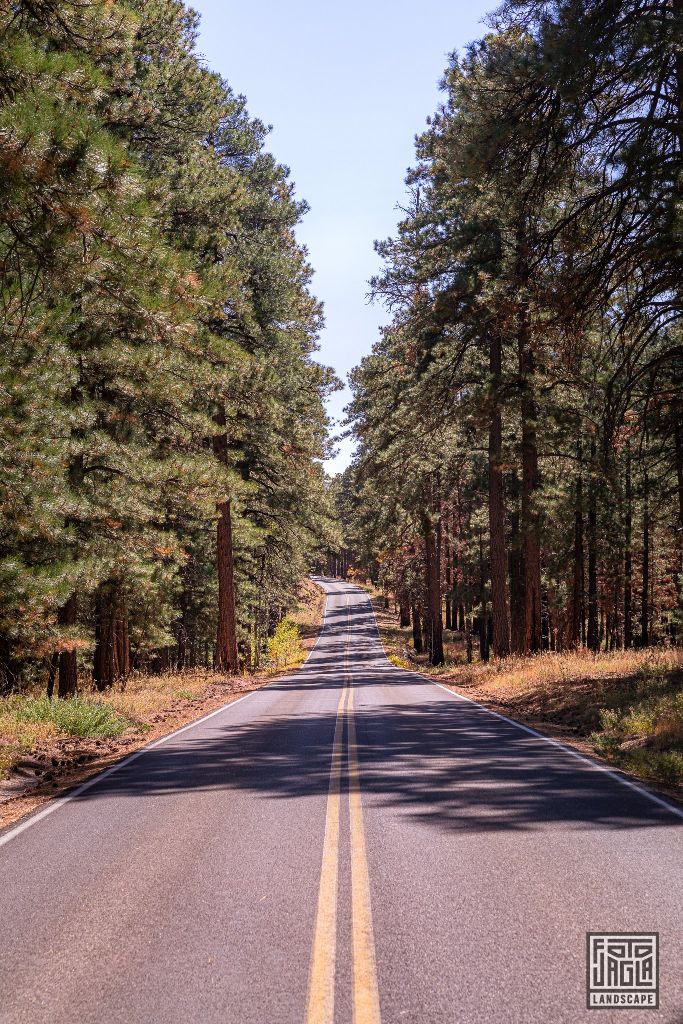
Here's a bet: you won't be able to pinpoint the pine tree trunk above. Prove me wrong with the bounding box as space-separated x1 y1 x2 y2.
445 593 453 630
213 404 239 675
508 472 525 653
94 588 113 691
479 608 489 661
57 442 84 697
641 474 650 647
587 443 599 652
117 613 130 679
489 331 511 657
672 7 683 623
624 446 633 649
215 498 239 673
399 596 410 628
674 413 683 613
57 594 78 697
519 327 542 653
422 606 432 658
571 469 585 647
444 511 453 630
423 506 444 666
94 585 130 690
0 636 17 695
516 230 542 654
478 529 490 661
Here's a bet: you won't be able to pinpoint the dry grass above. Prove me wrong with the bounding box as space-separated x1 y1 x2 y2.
293 576 327 641
0 717 58 778
440 646 681 694
100 669 224 724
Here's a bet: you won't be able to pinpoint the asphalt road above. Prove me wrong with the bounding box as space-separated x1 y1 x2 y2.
0 579 681 1024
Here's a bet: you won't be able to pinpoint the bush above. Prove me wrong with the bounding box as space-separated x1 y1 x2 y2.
5 695 131 738
266 618 304 668
622 750 683 787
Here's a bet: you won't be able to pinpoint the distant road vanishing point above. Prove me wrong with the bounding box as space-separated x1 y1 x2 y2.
0 579 681 1024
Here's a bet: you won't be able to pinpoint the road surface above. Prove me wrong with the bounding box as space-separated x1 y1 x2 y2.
0 579 681 1023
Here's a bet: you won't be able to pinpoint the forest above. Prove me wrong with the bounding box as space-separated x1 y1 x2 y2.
343 0 683 671
0 4 681 1015
1 0 681 714
0 0 339 698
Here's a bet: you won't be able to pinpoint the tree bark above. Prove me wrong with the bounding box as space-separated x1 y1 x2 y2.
465 615 473 663
423 483 444 666
57 594 78 697
213 405 239 674
516 228 542 654
518 316 542 653
94 584 130 690
215 498 239 673
674 413 683 612
587 441 599 652
489 330 511 656
479 530 490 662
641 471 650 647
571 468 585 647
508 474 525 653
444 509 453 630
398 595 411 628
624 445 633 649
0 636 17 695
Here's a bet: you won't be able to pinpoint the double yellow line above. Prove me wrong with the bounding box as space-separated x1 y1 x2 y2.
305 598 381 1024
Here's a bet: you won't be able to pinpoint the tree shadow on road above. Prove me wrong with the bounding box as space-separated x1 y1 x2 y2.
73 672 680 834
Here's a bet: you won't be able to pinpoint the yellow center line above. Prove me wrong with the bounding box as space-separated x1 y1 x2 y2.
346 608 382 1024
344 598 382 1024
305 603 348 1024
305 594 381 1024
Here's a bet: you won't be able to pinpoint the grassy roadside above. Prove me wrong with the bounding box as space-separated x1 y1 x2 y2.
0 578 325 828
369 590 683 798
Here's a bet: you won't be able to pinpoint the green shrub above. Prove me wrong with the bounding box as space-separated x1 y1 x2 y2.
622 750 683 786
172 688 194 700
598 708 622 733
6 695 131 738
592 731 621 757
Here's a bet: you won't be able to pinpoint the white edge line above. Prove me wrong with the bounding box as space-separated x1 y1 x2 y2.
0 588 331 849
361 588 683 823
430 681 683 821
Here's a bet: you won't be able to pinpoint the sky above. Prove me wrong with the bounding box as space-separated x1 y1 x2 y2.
193 0 494 472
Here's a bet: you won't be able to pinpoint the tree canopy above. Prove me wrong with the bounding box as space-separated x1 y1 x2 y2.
0 0 339 692
345 0 682 664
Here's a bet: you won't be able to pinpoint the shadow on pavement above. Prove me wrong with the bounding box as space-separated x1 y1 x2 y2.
73 677 680 834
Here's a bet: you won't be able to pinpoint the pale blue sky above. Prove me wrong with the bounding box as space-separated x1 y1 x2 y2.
193 1 494 471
